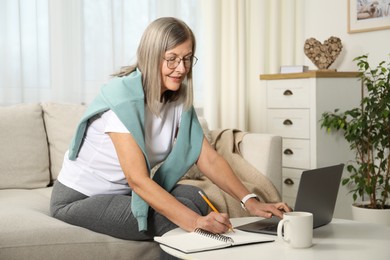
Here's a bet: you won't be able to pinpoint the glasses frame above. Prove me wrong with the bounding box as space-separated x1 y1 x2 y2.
163 55 198 69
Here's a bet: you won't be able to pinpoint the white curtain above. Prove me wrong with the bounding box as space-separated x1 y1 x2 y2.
82 0 202 104
0 0 86 105
0 0 50 105
199 0 304 131
1 0 304 132
0 0 201 105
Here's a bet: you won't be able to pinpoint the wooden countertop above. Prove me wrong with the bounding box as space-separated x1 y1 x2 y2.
260 71 360 80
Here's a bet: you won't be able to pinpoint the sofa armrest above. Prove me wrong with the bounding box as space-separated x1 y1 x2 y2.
239 133 282 194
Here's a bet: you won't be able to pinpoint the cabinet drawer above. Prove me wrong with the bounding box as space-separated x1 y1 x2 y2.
283 196 296 209
282 139 311 169
267 109 310 139
282 168 303 196
282 168 304 206
267 79 310 108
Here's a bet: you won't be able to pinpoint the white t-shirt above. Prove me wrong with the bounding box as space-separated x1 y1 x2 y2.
58 101 183 196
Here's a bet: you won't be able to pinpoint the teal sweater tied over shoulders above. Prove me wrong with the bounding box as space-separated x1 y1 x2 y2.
67 69 204 231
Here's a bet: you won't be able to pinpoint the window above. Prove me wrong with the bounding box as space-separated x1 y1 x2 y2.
1 0 203 108
0 0 50 104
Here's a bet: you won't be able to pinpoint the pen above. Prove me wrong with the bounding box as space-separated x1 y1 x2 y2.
198 190 235 232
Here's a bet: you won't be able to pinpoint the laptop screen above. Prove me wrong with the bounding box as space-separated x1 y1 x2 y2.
294 164 344 227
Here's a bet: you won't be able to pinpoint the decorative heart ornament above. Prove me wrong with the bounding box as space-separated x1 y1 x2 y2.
304 36 343 70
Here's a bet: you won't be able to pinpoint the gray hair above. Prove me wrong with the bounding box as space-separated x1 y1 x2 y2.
114 17 196 115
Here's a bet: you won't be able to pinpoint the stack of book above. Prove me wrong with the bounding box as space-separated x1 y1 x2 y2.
280 65 308 74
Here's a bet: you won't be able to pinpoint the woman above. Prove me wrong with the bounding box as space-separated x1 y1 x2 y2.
50 17 290 243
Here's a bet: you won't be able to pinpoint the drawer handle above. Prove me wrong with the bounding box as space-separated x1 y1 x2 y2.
283 148 294 155
283 119 293 125
283 89 293 96
284 178 294 185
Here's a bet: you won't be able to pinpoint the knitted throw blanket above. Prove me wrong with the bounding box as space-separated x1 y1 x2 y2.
180 128 281 217
210 129 281 203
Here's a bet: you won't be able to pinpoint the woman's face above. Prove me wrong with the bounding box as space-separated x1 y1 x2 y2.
160 39 193 95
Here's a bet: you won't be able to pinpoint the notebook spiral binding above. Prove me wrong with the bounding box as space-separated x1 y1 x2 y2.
194 228 234 244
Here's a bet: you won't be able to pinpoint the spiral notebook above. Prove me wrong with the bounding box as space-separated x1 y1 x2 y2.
154 228 274 253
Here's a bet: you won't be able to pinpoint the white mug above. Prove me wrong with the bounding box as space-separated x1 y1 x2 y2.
277 211 313 248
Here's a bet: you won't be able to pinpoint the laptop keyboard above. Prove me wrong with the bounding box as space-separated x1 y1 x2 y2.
261 225 278 232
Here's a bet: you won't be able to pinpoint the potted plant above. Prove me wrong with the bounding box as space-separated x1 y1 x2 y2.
320 54 390 225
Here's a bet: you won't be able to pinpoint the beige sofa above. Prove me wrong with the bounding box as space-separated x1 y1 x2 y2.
0 103 282 260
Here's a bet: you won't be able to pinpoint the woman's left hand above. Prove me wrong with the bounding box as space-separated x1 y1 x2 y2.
245 199 292 219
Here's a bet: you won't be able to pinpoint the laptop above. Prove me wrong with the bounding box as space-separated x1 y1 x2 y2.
236 164 344 235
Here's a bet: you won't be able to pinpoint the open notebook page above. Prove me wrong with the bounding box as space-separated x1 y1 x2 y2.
154 228 274 253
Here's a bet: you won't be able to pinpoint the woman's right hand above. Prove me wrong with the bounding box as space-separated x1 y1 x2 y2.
194 212 232 234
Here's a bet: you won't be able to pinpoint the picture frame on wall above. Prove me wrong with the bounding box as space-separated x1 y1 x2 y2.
348 0 390 33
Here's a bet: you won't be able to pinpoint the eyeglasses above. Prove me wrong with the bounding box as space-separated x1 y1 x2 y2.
163 55 198 69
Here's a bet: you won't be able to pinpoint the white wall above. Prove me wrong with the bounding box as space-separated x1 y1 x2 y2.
251 0 390 133
303 0 390 71
302 0 390 220
249 0 389 219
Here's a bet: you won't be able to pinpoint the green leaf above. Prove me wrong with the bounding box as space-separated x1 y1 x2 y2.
319 53 390 208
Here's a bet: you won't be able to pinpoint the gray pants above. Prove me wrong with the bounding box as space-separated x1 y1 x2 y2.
50 181 208 241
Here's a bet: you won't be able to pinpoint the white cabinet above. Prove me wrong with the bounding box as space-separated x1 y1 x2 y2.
261 71 360 219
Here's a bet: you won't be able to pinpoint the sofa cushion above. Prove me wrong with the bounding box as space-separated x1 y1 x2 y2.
0 103 50 189
42 103 86 181
0 188 160 260
198 116 211 142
